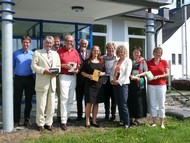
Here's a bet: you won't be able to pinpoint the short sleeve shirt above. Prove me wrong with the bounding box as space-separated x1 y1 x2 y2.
58 46 81 74
147 58 168 85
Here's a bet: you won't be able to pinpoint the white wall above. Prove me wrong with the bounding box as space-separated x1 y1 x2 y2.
162 17 190 79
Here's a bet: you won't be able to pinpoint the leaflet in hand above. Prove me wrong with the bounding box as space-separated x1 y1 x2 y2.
145 71 154 81
68 62 77 72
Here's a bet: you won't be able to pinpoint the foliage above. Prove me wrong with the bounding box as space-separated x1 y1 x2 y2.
171 80 190 91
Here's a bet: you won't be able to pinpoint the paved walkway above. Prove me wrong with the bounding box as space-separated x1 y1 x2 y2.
0 96 119 131
1 91 190 131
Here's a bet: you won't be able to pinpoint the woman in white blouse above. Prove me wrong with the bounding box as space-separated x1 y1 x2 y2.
110 45 132 129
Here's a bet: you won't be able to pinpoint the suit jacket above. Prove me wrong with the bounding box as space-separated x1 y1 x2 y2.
77 49 90 85
31 49 61 92
110 58 132 86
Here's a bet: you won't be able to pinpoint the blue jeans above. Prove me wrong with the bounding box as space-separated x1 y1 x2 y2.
113 84 130 126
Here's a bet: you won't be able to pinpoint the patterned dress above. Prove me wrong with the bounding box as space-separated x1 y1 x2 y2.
128 57 148 118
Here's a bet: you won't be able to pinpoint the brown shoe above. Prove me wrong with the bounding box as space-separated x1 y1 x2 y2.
60 123 67 131
38 126 44 132
14 123 20 128
44 125 53 131
24 121 32 126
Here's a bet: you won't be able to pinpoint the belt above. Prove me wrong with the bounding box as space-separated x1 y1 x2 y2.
59 73 74 75
15 75 33 77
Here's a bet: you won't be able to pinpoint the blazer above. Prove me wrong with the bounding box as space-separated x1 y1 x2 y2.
31 49 61 92
77 49 90 85
110 58 132 86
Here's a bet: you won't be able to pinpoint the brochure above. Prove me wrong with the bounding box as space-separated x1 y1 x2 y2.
92 69 100 82
145 71 154 81
68 62 77 72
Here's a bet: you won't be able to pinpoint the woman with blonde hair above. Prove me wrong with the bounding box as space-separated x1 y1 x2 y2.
136 47 169 129
110 45 132 129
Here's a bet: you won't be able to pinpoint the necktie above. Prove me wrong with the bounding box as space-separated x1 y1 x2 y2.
82 51 86 59
47 51 52 66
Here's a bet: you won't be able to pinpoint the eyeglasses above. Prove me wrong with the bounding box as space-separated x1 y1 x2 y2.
65 40 74 42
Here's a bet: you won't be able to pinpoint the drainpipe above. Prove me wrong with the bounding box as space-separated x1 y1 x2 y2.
155 20 164 47
184 5 188 79
146 8 155 60
0 0 15 132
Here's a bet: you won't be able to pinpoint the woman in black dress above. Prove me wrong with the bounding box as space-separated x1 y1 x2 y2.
81 45 105 128
128 46 148 125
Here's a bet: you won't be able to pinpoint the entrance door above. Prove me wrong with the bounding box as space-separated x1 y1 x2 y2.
129 38 146 59
93 35 106 55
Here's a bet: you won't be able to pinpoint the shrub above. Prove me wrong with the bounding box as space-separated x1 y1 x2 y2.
171 80 190 91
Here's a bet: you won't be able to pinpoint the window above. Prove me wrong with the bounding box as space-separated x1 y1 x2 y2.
172 54 176 64
178 54 182 65
128 27 146 58
128 27 145 36
93 24 107 33
92 24 107 54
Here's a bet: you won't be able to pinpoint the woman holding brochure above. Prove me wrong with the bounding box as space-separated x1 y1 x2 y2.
128 46 148 126
136 47 169 129
81 45 105 128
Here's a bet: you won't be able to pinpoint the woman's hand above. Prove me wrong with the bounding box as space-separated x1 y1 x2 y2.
154 75 160 80
130 75 140 81
99 71 105 77
87 74 93 80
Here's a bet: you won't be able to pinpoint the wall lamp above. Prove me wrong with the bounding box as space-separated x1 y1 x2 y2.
71 6 84 12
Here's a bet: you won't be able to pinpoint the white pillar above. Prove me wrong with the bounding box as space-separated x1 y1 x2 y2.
1 0 14 132
146 9 155 60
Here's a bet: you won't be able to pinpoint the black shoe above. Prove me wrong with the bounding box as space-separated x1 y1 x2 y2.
38 126 44 132
76 117 84 121
105 115 109 120
118 121 124 126
110 116 116 121
44 125 53 131
60 123 67 131
91 123 100 128
14 123 20 128
57 117 61 122
67 118 72 122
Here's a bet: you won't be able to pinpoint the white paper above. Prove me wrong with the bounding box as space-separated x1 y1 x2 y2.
68 62 77 72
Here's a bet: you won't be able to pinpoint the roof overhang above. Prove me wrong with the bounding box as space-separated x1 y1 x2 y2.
13 0 174 23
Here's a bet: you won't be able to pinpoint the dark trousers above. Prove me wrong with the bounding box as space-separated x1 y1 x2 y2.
76 83 86 118
104 79 116 117
13 75 35 123
113 84 130 126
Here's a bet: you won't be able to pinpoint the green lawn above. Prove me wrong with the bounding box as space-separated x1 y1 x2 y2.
23 116 190 143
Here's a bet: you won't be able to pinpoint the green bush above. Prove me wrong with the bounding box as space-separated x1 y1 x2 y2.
171 80 190 91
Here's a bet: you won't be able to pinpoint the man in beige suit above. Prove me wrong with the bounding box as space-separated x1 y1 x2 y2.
31 36 61 131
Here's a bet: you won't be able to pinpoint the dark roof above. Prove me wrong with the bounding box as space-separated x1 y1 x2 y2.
162 4 190 42
123 9 172 23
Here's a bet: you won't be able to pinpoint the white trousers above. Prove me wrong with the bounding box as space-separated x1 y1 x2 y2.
147 85 166 118
59 74 76 124
36 87 55 126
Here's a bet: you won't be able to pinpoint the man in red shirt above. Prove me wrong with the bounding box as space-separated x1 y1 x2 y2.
57 35 81 130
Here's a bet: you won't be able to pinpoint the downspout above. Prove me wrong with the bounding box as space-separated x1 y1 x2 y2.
155 20 164 47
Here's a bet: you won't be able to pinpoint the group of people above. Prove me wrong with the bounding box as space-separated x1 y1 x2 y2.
13 34 169 132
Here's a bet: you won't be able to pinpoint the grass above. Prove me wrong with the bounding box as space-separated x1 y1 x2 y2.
23 116 190 143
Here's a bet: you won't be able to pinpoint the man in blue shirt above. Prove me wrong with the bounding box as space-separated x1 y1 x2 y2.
13 36 35 128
